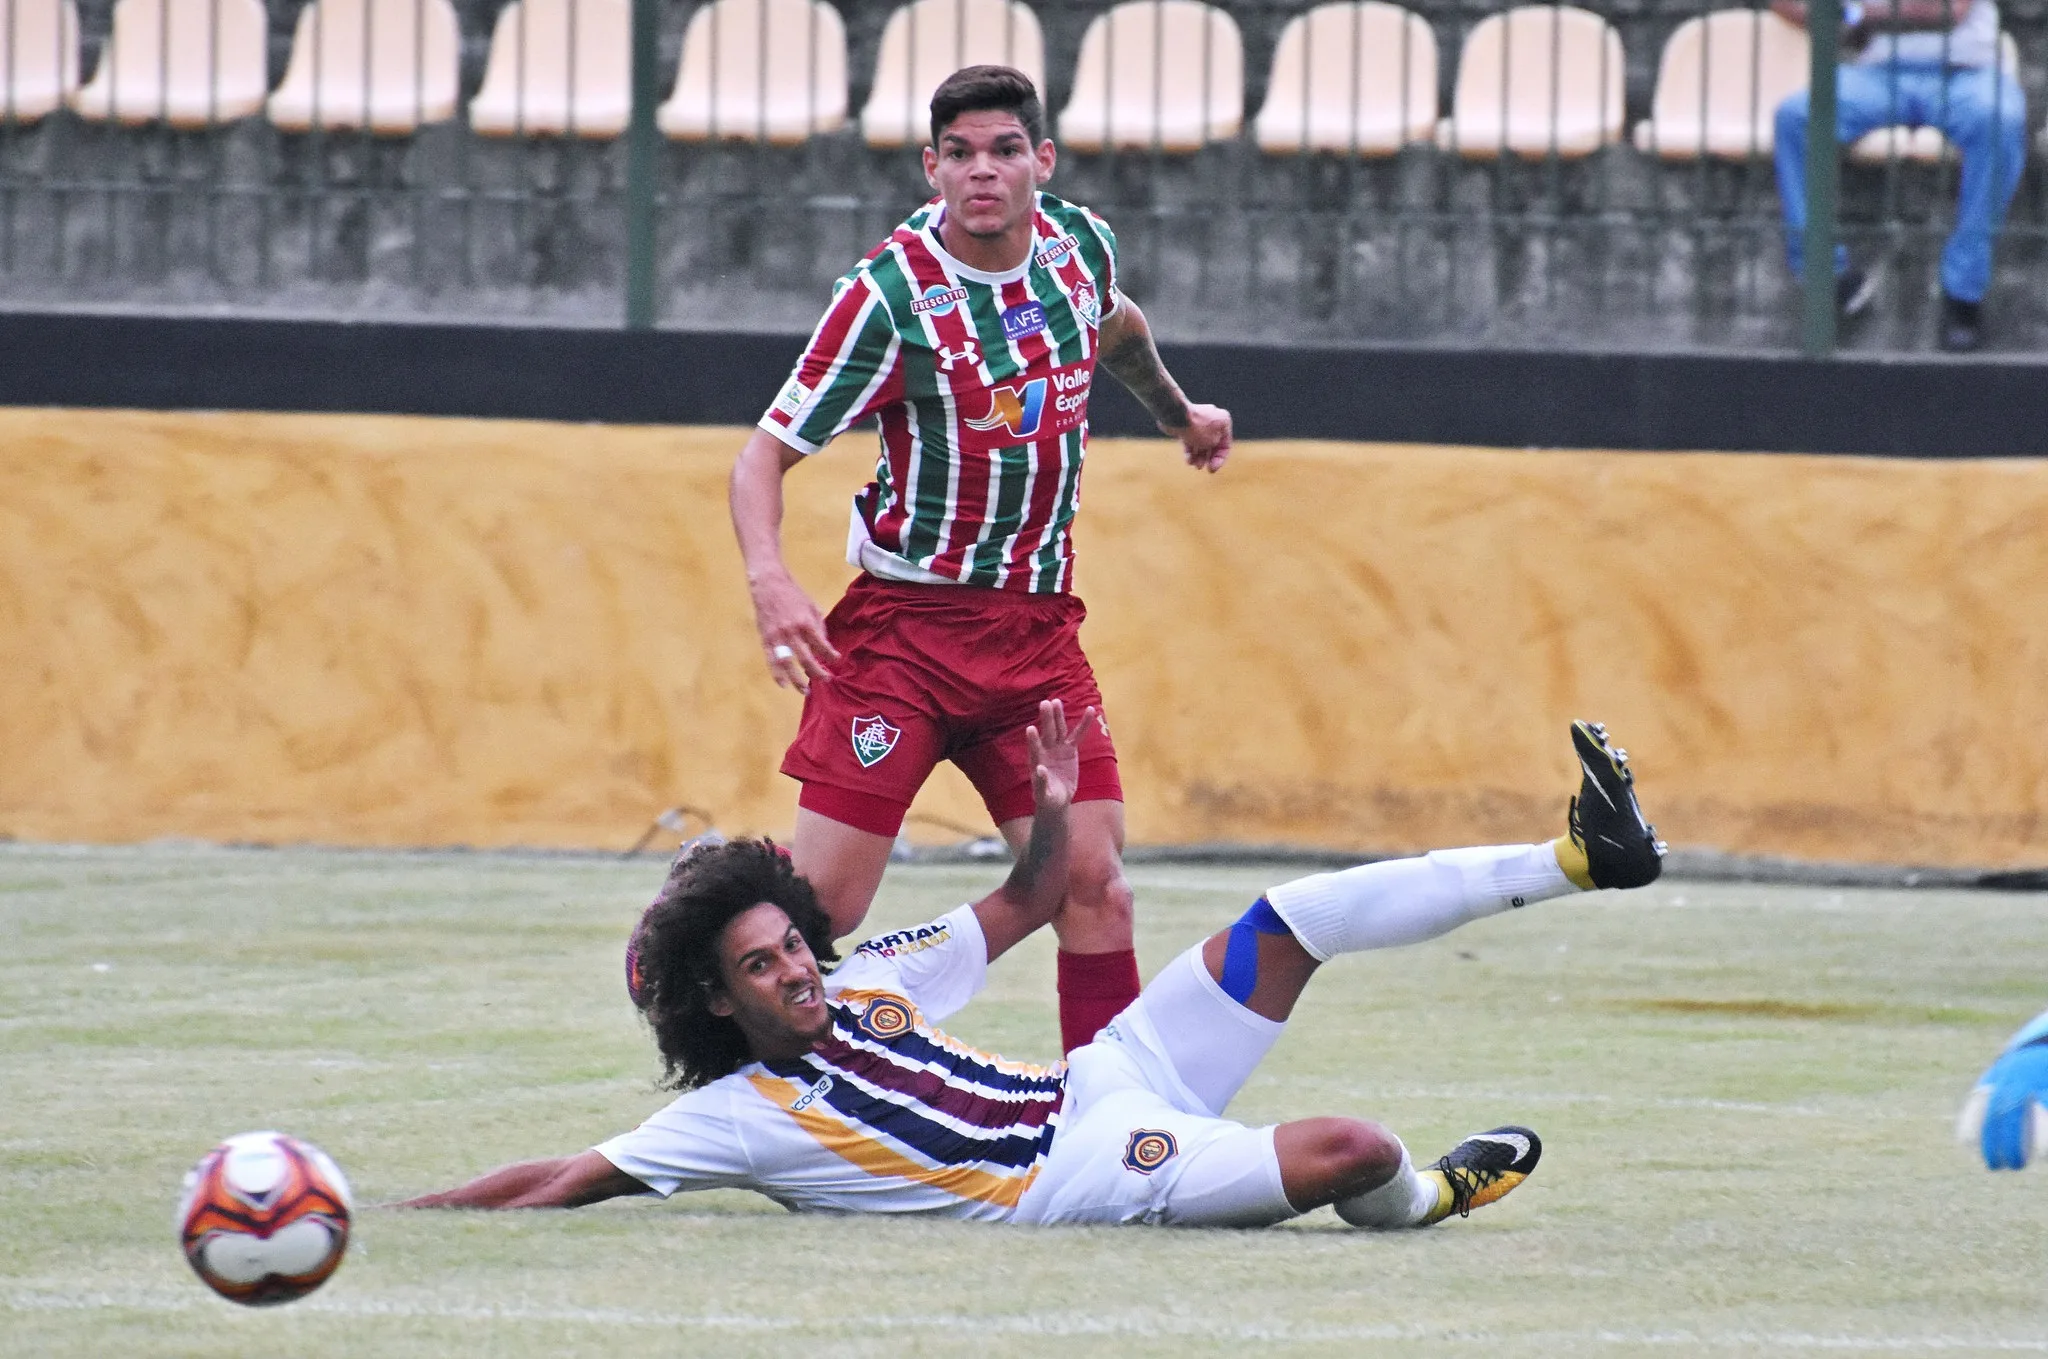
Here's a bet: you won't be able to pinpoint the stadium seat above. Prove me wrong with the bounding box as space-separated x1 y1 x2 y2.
860 0 1044 148
657 0 847 143
67 0 267 127
469 0 628 138
1255 2 1436 156
1846 32 2020 164
1438 5 1624 160
266 0 460 134
1633 9 1807 160
0 0 79 122
1058 0 1243 153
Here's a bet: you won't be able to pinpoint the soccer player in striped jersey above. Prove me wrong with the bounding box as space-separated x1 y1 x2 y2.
729 65 1235 1054
407 706 1667 1229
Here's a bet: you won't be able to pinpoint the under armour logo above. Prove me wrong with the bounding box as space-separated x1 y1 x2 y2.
936 341 980 372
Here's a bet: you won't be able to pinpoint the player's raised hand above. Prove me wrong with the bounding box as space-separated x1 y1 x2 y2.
1026 699 1098 812
749 568 841 694
1960 1010 2048 1169
1168 402 1233 474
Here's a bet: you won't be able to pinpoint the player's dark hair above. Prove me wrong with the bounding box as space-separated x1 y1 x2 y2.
634 839 840 1090
929 64 1046 150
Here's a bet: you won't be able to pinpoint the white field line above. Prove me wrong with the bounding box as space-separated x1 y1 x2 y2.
7 1287 2047 1351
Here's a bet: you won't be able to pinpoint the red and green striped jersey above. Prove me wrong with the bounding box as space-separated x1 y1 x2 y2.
759 192 1119 594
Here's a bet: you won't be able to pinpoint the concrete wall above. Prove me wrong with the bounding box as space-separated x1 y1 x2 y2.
5 407 2046 866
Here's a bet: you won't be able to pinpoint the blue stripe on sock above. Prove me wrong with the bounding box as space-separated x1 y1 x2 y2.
1219 898 1295 1003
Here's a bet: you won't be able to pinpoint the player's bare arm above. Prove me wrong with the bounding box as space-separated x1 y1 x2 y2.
1771 0 1968 30
399 1151 647 1210
1096 296 1233 473
730 426 841 693
972 699 1100 962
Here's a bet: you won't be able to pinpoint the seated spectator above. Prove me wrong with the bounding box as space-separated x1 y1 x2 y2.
1771 0 2025 351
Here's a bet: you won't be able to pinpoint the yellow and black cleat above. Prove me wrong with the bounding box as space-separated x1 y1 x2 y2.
1557 720 1666 891
1419 1126 1543 1225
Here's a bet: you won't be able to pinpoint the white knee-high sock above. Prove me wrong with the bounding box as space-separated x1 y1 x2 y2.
1333 1137 1440 1229
1265 844 1575 963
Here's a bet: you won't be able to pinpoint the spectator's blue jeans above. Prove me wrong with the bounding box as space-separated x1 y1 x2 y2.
1774 63 2027 302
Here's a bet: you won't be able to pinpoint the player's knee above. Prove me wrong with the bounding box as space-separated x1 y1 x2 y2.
1068 856 1134 928
1315 1119 1405 1197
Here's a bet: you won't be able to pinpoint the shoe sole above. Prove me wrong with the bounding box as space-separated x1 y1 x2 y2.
1570 721 1666 890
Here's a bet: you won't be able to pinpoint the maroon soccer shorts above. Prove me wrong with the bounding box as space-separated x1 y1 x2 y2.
781 575 1123 837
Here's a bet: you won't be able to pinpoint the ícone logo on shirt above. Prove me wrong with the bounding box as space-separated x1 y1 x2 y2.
851 715 901 768
912 284 969 317
965 379 1047 439
791 1074 834 1112
857 997 915 1041
1001 301 1048 342
1122 1128 1179 1174
936 340 980 373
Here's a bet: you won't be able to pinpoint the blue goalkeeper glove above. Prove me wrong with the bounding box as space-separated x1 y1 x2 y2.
1961 1009 2048 1171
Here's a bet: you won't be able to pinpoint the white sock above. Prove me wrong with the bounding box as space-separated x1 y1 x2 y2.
1333 1138 1441 1229
1265 844 1575 963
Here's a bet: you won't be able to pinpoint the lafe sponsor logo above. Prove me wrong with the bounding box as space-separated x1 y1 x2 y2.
1001 301 1047 341
935 339 980 372
912 284 968 317
964 379 1047 439
1033 233 1079 267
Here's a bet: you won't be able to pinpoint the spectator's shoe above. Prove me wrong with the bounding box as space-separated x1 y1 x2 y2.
1939 294 1984 353
1418 1127 1543 1224
1837 267 1877 320
1556 721 1666 891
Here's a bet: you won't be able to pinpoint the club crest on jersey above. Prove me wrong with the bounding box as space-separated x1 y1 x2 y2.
1001 301 1048 341
1122 1128 1179 1174
965 379 1047 439
935 339 980 372
912 284 968 317
851 715 901 768
858 998 915 1041
1069 280 1101 326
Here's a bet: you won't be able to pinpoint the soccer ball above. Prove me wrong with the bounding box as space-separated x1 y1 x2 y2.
176 1131 353 1305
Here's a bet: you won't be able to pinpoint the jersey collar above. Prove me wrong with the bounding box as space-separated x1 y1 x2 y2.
922 199 1041 286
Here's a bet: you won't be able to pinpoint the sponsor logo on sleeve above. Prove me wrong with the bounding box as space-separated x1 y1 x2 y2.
1033 233 1080 268
912 284 969 317
850 714 901 768
1122 1129 1179 1174
856 922 955 959
1000 301 1048 342
774 378 812 417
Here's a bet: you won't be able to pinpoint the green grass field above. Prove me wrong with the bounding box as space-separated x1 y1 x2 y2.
4 842 2046 1357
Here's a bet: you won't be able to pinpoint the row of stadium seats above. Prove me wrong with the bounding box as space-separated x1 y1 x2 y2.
0 0 2022 159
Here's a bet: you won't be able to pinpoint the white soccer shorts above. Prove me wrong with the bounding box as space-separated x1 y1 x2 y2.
1012 947 1296 1228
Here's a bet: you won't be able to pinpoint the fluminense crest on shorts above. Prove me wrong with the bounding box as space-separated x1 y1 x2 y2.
1122 1128 1178 1174
851 715 901 768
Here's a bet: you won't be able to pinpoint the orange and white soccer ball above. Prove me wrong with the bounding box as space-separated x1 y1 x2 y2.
176 1131 353 1306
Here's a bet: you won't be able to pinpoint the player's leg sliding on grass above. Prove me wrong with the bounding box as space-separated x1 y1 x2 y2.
407 707 1663 1229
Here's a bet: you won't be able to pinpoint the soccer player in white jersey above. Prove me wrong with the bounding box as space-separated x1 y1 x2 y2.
409 707 1667 1227
728 65 1235 1054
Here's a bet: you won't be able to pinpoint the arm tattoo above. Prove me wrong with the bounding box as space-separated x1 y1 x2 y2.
1100 324 1192 429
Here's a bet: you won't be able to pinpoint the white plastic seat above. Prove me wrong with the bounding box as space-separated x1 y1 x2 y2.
470 0 628 137
1255 2 1436 156
0 0 79 122
657 0 847 143
266 0 460 134
1059 0 1243 153
1847 32 2020 164
67 0 266 126
1633 9 1807 160
1438 5 1624 160
860 0 1043 148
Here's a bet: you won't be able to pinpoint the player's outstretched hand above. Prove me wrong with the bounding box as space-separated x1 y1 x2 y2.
750 568 841 693
1025 699 1097 813
1959 1010 2048 1169
1167 402 1234 474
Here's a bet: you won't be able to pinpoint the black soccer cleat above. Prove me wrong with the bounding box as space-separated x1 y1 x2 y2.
1418 1126 1543 1224
1559 720 1666 891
